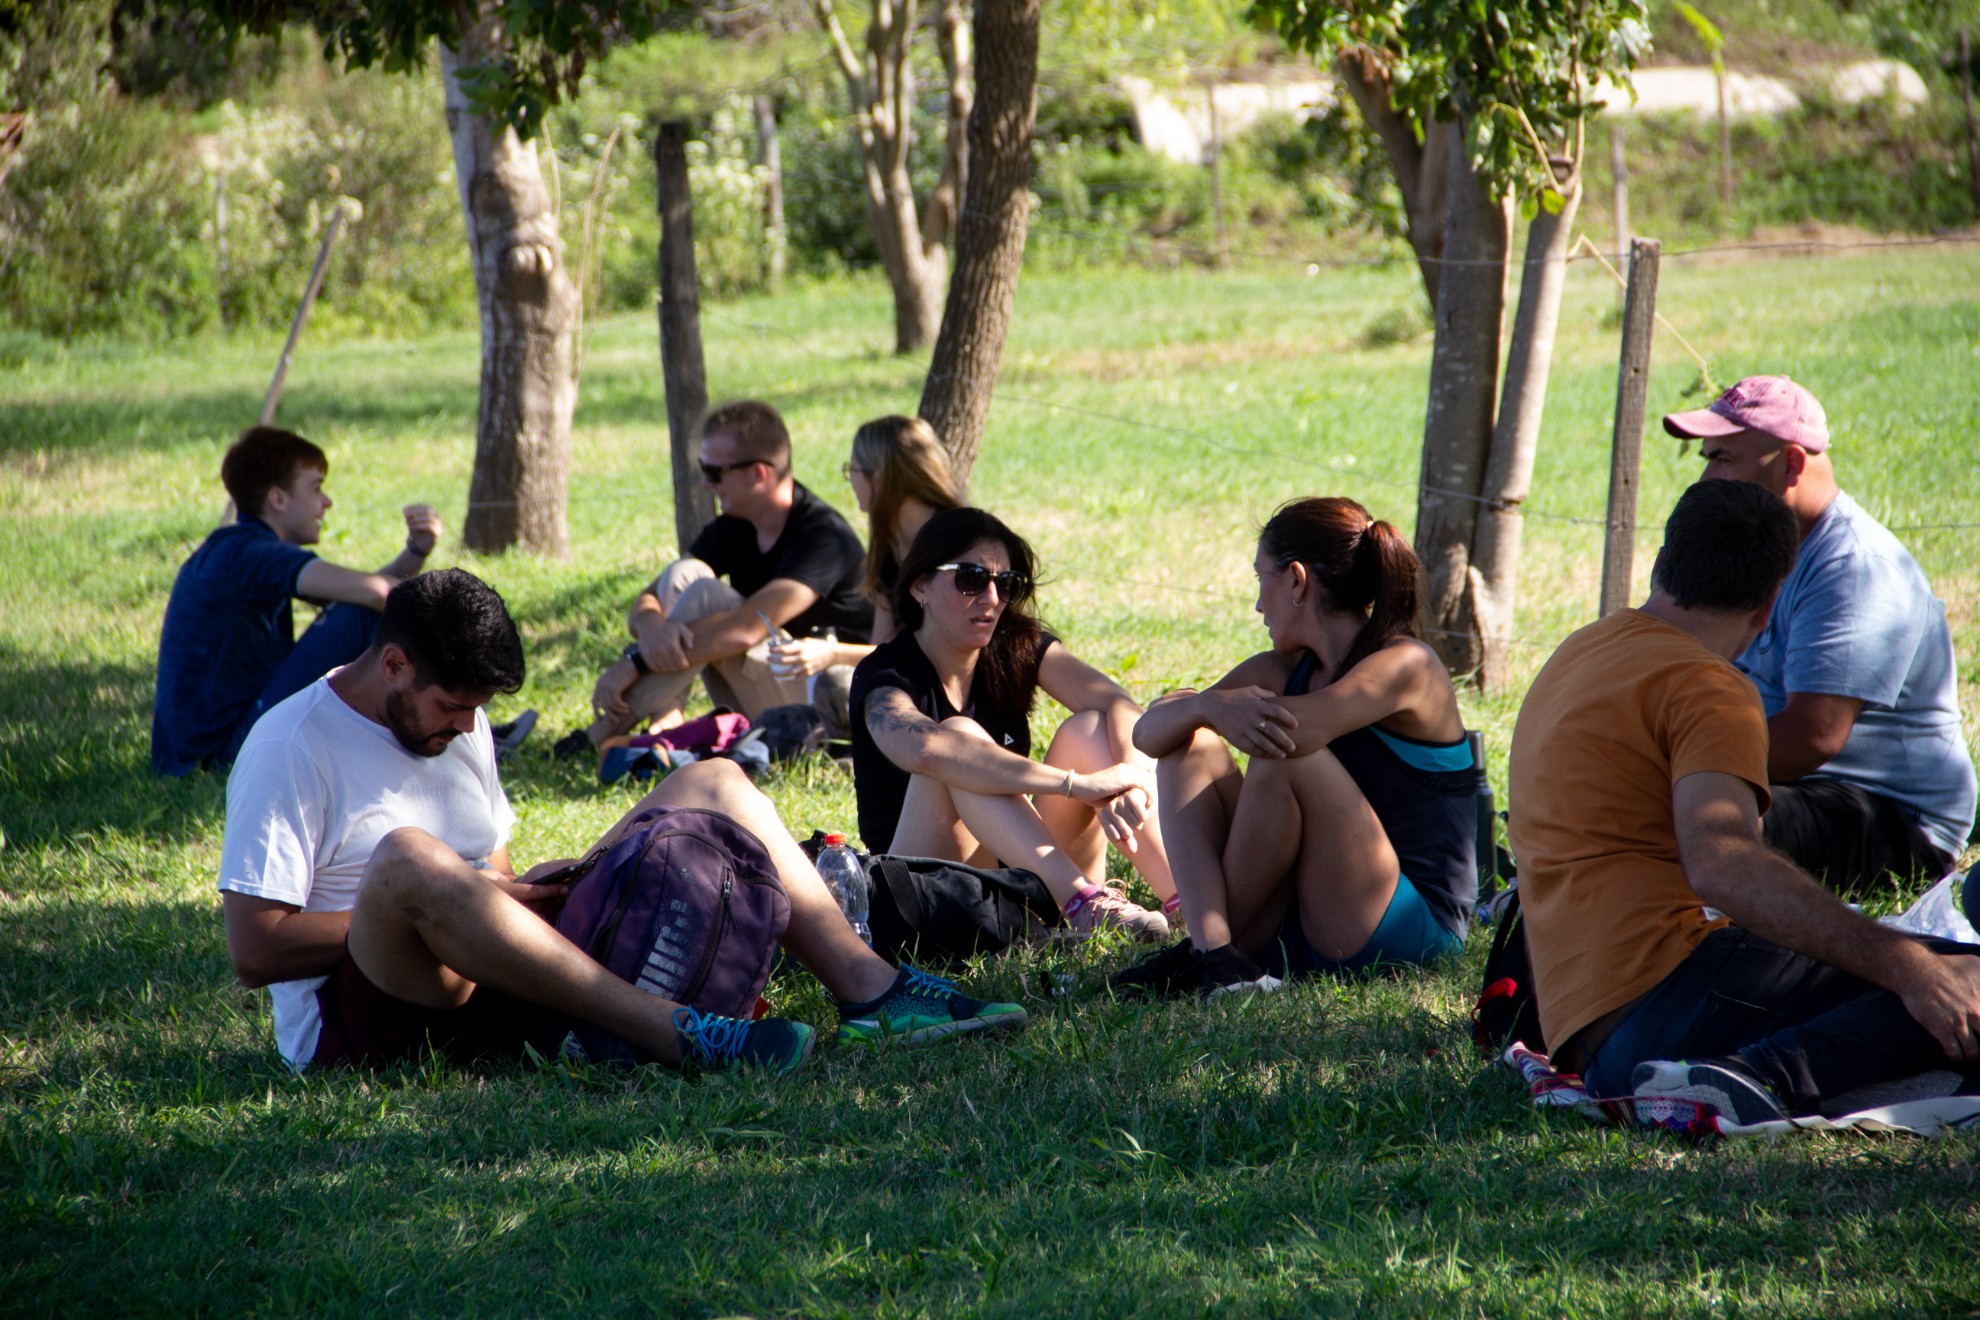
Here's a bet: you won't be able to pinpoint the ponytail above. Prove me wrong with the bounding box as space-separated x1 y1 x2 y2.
1258 496 1423 684
1337 517 1420 676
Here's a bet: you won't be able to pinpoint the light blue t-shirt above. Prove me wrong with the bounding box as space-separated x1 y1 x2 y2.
1737 491 1976 858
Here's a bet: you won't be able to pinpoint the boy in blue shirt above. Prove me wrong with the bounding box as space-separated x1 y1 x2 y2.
152 426 442 775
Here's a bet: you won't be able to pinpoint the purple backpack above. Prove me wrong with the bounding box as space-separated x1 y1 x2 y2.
554 806 791 1064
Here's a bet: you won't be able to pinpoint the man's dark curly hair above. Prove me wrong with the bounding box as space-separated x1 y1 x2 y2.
378 569 526 694
1651 480 1800 612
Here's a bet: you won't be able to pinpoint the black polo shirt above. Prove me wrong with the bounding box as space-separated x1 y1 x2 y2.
686 482 874 641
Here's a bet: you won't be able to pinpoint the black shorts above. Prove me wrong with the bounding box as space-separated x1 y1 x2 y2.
1763 778 1954 896
311 947 570 1070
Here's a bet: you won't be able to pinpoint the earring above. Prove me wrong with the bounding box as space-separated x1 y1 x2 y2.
1292 596 1302 607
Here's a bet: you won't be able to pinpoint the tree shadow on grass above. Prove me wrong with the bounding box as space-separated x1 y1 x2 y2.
0 378 480 463
0 644 224 849
7 1021 1980 1316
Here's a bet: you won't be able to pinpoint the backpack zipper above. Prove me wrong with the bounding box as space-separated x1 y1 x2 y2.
586 826 693 962
681 871 733 1004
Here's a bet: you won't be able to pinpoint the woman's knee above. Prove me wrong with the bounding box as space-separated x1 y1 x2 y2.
939 714 993 742
1044 709 1110 764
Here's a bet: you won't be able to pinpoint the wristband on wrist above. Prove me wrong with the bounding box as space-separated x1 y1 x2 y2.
622 641 651 675
405 537 430 557
1061 767 1076 797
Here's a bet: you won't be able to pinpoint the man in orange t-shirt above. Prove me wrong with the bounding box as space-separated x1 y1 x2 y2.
1510 481 1980 1131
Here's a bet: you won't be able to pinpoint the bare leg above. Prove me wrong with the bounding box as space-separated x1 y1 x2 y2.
586 567 739 746
348 828 697 1064
1224 747 1398 961
885 717 1096 907
634 760 897 1003
1035 710 1179 903
346 762 900 1072
1154 727 1246 948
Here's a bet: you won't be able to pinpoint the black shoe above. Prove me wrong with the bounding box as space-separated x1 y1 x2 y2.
552 729 594 761
1632 1057 1792 1133
491 709 538 762
1108 939 1201 998
1197 944 1284 1001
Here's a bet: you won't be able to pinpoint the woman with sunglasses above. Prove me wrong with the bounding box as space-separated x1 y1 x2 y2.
767 416 962 681
1114 497 1482 996
848 507 1176 940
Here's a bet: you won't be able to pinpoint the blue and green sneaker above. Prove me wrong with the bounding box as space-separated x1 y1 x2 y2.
672 1006 816 1076
836 965 1029 1045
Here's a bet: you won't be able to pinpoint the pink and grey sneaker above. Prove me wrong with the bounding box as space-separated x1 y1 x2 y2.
1161 893 1187 938
1063 884 1170 942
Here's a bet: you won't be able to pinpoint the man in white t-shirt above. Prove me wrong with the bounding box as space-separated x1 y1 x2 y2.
219 569 1026 1075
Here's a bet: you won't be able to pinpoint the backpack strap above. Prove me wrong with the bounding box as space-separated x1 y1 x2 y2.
872 856 930 933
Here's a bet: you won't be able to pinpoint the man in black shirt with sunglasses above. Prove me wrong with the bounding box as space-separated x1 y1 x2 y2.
562 400 873 758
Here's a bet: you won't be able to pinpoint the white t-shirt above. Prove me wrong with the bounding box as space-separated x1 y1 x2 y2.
217 677 515 1068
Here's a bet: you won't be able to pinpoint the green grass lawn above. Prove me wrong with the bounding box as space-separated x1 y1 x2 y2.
4 249 1980 1316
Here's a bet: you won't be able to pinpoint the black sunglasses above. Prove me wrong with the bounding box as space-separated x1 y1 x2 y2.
699 458 762 483
935 562 1029 600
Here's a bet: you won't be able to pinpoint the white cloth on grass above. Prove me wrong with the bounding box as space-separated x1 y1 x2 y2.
217 677 513 1068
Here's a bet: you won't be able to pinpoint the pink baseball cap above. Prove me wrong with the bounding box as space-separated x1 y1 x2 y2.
1662 375 1830 453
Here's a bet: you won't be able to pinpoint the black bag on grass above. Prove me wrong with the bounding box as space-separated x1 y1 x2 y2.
864 855 1063 966
1470 883 1545 1055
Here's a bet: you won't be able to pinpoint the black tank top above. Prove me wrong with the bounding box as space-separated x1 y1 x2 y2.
1286 650 1481 935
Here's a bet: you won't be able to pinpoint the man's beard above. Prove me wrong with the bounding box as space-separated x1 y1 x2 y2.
383 688 460 758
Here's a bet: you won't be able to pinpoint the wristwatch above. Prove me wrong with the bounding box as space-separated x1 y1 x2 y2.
622 642 651 675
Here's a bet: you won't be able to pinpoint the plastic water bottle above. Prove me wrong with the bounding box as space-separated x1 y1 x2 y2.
817 833 870 944
804 627 837 703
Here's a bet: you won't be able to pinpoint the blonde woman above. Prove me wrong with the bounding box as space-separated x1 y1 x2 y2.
770 415 963 677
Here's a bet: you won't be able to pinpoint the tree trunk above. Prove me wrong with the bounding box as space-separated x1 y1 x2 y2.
441 14 576 557
923 0 972 252
1413 117 1510 672
917 0 1040 483
817 0 948 353
1336 48 1450 312
1470 172 1582 692
753 95 786 289
655 121 717 552
878 155 946 352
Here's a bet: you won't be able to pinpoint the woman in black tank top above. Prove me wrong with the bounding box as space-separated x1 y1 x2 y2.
849 508 1176 941
1117 497 1481 997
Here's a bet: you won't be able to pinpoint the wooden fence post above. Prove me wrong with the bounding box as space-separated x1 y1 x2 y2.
655 120 717 552
259 201 350 425
1207 84 1228 269
1599 237 1661 617
1610 121 1629 273
753 96 786 288
1962 28 1979 221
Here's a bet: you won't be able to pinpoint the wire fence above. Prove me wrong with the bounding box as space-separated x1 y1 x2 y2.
451 144 1980 607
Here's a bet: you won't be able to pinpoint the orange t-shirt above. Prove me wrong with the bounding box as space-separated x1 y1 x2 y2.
1507 609 1771 1049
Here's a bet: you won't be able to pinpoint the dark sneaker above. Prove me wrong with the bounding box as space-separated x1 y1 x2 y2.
672 1006 815 1076
553 729 594 761
491 709 538 762
1109 939 1202 998
599 746 663 785
1198 943 1284 1001
1632 1058 1791 1134
837 965 1029 1045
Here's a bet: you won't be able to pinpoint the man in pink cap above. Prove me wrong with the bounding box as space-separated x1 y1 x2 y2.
1665 376 1975 894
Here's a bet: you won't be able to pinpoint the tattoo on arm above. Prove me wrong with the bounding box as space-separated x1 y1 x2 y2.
865 688 935 741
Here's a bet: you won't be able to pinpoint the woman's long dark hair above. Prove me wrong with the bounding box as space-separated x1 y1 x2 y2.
1259 496 1421 682
893 507 1044 716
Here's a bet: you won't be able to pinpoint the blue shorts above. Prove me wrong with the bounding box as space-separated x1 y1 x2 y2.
1260 873 1464 980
